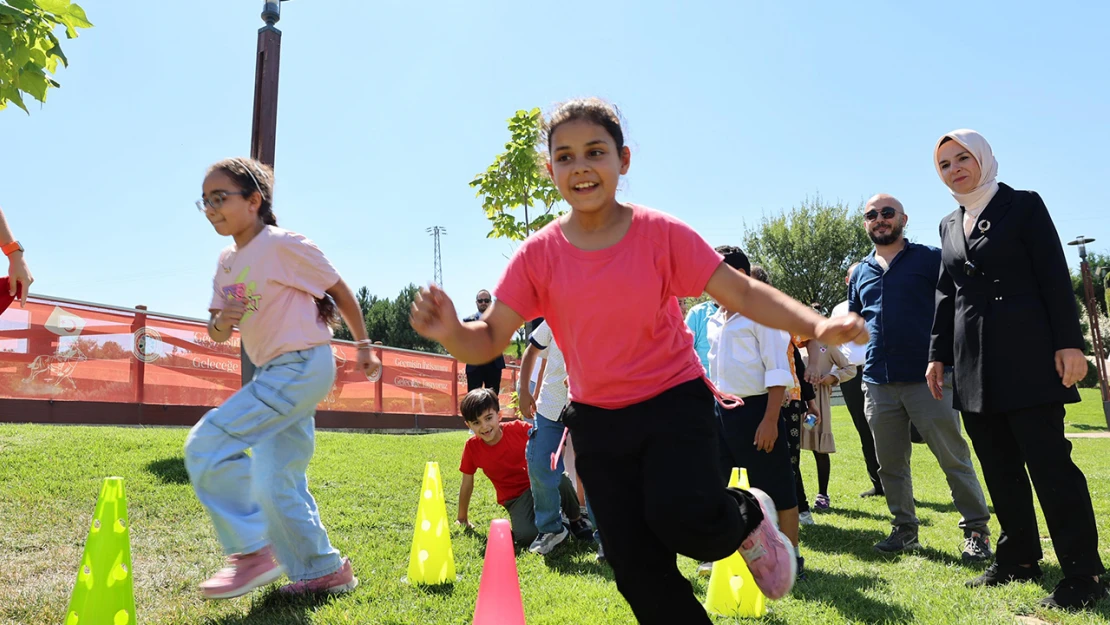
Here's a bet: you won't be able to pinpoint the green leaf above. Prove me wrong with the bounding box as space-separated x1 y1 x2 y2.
12 40 31 67
6 0 35 12
65 2 92 27
0 4 29 19
44 30 67 66
34 0 71 14
17 64 49 101
1 84 29 112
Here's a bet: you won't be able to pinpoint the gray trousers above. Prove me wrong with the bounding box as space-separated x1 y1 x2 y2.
863 376 990 533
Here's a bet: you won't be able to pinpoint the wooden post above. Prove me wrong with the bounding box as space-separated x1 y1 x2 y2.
373 347 384 414
130 305 147 405
451 359 459 416
241 5 285 386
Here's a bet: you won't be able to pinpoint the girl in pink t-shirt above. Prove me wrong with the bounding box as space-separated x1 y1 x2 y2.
186 157 381 600
411 99 867 622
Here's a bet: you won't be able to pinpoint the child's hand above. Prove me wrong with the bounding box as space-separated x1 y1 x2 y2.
215 298 247 330
815 313 868 346
518 391 536 419
754 418 778 453
410 284 461 343
357 346 382 379
820 374 837 386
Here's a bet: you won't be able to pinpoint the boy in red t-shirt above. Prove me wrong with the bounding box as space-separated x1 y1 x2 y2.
456 388 584 548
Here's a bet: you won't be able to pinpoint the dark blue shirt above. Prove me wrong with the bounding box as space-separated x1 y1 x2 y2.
848 241 941 385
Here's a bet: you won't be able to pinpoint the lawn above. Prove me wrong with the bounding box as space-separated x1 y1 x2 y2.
1 391 1108 624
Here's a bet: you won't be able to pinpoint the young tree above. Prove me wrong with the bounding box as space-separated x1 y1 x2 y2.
0 0 92 113
743 197 873 313
470 108 563 242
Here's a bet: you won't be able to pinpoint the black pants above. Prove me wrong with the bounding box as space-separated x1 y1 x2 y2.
841 375 882 491
562 378 764 625
784 401 809 513
466 367 502 393
962 402 1105 578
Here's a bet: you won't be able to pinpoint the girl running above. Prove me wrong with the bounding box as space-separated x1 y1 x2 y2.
410 99 866 624
185 157 380 599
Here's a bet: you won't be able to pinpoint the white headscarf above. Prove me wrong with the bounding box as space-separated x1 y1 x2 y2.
934 129 999 215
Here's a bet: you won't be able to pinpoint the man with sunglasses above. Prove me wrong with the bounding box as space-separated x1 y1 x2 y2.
848 194 992 563
463 290 507 392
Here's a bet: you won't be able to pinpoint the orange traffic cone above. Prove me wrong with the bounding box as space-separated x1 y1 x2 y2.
473 519 525 625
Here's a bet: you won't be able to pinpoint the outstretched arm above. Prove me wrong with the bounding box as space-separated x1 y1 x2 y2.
410 285 523 364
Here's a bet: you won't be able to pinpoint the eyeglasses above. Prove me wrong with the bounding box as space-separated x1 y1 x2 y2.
197 158 265 213
864 206 899 222
476 298 491 304
196 190 251 212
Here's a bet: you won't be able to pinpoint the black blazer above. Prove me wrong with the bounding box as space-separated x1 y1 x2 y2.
928 183 1082 414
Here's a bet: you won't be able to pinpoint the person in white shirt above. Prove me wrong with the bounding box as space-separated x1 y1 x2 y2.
517 320 594 555
705 247 801 577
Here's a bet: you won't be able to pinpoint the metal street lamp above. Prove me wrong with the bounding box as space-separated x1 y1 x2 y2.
1068 235 1110 425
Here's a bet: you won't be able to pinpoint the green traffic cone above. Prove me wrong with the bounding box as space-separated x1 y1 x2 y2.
65 477 137 625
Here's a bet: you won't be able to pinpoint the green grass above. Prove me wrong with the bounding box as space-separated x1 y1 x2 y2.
1 396 1108 624
1065 389 1109 433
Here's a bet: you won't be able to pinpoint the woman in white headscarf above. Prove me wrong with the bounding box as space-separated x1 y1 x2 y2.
926 129 1107 610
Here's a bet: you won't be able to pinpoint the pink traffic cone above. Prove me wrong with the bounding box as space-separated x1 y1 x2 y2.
473 519 525 625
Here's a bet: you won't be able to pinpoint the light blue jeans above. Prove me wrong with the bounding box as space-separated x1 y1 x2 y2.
184 344 342 582
526 413 568 534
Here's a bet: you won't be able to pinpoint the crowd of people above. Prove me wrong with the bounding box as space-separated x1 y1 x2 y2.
168 97 1106 622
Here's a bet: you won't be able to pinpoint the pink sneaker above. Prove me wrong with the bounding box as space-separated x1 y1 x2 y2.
737 488 797 600
279 557 358 595
199 545 284 600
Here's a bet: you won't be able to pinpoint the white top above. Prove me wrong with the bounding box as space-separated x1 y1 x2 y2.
707 309 794 399
529 321 568 421
831 300 868 366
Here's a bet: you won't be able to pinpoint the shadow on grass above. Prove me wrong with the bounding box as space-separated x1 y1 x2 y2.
1068 423 1109 432
794 569 916 624
804 524 967 568
538 539 611 577
145 456 190 485
817 506 890 523
1021 564 1110 620
200 591 338 625
913 498 959 515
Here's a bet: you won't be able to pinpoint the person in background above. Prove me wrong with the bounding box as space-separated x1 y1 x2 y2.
464 290 506 392
929 129 1107 610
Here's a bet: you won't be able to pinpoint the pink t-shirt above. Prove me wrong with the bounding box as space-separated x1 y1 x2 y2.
495 205 723 409
209 226 340 366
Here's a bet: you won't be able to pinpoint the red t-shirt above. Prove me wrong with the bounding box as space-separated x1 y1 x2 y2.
495 205 723 409
459 419 532 506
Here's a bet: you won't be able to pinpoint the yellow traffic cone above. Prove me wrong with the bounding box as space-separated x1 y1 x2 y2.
704 467 767 618
728 467 751 490
65 477 137 625
406 461 456 585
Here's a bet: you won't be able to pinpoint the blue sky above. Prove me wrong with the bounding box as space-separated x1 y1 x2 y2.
3 0 1108 321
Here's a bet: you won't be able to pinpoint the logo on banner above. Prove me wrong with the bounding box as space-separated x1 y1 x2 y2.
45 307 86 337
132 327 162 363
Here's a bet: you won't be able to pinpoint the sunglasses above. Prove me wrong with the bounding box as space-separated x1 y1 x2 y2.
476 298 491 304
864 206 899 222
196 190 252 212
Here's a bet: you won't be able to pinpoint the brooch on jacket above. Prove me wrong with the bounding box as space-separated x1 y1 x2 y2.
978 220 991 234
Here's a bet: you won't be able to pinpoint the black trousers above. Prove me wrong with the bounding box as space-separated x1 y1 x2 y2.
841 375 882 491
465 367 502 393
563 378 764 625
962 402 1105 578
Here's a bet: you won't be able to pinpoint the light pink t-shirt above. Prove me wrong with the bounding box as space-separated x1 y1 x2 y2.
209 226 340 366
495 205 723 409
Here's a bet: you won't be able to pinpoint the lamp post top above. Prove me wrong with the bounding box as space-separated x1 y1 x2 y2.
1068 236 1097 259
262 1 288 27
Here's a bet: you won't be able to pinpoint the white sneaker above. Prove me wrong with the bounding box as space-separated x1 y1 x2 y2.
528 527 569 555
799 510 815 526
